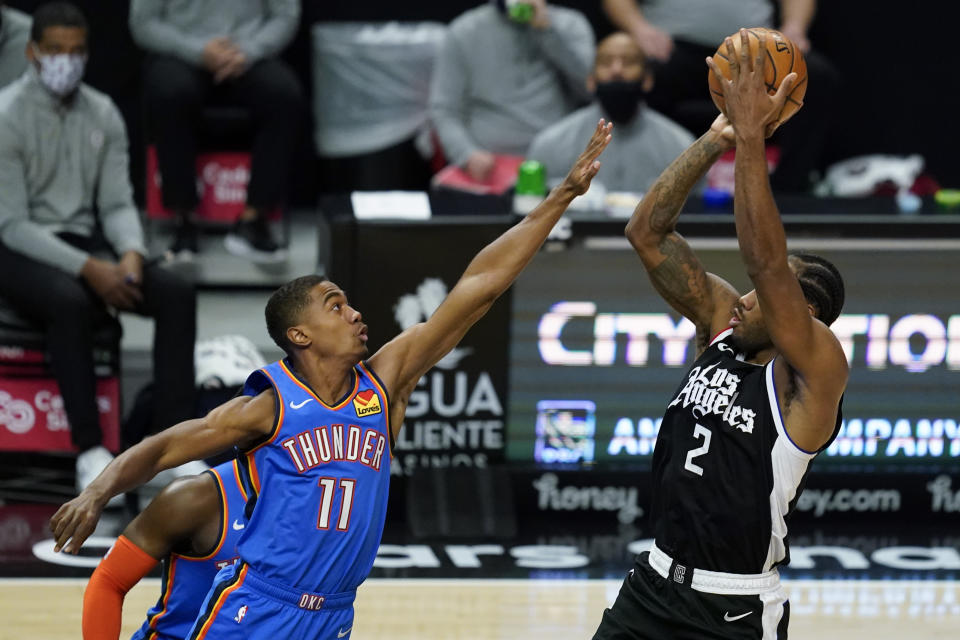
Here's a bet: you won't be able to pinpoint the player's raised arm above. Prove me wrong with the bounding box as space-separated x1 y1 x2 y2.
624 115 740 352
708 30 847 440
50 391 275 554
369 120 612 422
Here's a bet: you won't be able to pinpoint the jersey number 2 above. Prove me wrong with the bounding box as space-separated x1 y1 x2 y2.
317 477 357 531
684 424 712 476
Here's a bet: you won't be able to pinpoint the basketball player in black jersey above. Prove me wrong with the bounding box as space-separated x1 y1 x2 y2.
592 31 848 639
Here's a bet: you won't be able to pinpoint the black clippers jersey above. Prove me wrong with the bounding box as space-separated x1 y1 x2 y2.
650 328 842 574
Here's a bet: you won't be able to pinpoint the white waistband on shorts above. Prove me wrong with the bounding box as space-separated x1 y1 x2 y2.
648 543 781 595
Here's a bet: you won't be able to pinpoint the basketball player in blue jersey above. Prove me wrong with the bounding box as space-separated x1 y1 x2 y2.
592 31 848 639
81 459 248 639
51 120 614 639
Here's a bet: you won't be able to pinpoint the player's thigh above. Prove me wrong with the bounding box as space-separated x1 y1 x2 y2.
592 560 676 640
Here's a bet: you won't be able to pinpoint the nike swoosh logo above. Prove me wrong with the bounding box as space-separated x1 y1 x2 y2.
232 520 245 530
289 398 314 410
724 611 753 622
337 627 351 638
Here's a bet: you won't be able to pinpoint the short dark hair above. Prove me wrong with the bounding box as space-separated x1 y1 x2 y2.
265 275 327 356
790 252 845 326
31 2 87 43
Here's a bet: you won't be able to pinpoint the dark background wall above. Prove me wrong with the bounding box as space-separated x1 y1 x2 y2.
9 0 958 199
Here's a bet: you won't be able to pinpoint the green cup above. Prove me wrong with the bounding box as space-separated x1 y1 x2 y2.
507 1 535 24
516 160 547 196
934 189 960 212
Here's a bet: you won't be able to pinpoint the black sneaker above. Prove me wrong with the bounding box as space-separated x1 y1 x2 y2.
224 216 287 263
168 219 199 260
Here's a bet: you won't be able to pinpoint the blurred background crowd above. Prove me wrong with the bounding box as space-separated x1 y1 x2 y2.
0 0 956 497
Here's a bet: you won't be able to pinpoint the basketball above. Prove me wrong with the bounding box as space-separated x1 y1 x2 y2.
707 27 807 125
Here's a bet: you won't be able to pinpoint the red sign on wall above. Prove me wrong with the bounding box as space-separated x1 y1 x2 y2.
145 145 251 223
0 377 120 452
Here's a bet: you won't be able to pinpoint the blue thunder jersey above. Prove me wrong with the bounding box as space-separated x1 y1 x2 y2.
132 460 247 640
237 359 392 593
651 328 842 575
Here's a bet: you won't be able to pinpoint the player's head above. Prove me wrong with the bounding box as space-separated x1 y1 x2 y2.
587 32 652 124
730 253 844 355
789 252 845 326
265 275 368 362
27 2 88 97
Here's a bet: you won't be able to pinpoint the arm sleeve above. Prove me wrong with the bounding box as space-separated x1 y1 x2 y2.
530 10 595 103
428 31 481 167
0 118 90 275
82 535 159 640
97 105 147 258
236 0 301 62
129 0 209 66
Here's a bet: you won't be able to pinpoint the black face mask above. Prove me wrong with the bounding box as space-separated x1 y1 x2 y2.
594 80 647 124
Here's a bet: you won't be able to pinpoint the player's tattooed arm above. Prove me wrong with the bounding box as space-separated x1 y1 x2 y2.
625 120 739 346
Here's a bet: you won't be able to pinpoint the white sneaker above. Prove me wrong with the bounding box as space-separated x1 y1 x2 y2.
76 446 124 508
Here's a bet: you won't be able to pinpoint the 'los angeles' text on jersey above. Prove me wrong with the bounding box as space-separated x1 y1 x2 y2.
651 329 841 574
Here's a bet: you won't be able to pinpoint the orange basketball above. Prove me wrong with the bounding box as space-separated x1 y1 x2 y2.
707 27 807 125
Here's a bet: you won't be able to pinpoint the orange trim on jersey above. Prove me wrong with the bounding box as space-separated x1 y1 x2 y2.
231 459 249 502
193 563 248 639
358 361 394 455
247 367 285 454
174 470 229 561
146 556 177 630
245 451 261 494
279 359 358 411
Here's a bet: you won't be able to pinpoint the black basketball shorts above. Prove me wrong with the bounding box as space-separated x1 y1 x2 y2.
592 551 790 640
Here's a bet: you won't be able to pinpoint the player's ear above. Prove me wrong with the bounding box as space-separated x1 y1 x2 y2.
286 325 311 349
807 303 817 319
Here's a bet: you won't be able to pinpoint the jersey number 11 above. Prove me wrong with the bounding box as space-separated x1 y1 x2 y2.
317 477 357 531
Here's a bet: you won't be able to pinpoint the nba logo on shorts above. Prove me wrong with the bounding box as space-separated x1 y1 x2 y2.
673 565 686 584
234 605 248 623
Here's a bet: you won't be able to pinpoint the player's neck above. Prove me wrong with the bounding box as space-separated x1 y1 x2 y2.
746 347 777 366
288 354 357 406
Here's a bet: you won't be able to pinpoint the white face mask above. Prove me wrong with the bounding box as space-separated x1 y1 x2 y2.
32 46 87 97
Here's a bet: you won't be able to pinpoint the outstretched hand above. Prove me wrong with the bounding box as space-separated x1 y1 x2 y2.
706 29 798 141
560 119 613 196
50 490 107 554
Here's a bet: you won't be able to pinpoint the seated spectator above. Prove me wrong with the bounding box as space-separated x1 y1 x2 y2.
129 0 304 262
603 0 840 192
527 31 694 194
0 1 30 86
430 0 595 182
0 2 196 499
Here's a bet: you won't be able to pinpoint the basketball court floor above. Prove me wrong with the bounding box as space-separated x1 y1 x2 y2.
0 496 957 639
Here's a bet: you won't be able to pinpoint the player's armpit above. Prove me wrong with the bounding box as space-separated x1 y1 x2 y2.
82 535 158 640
